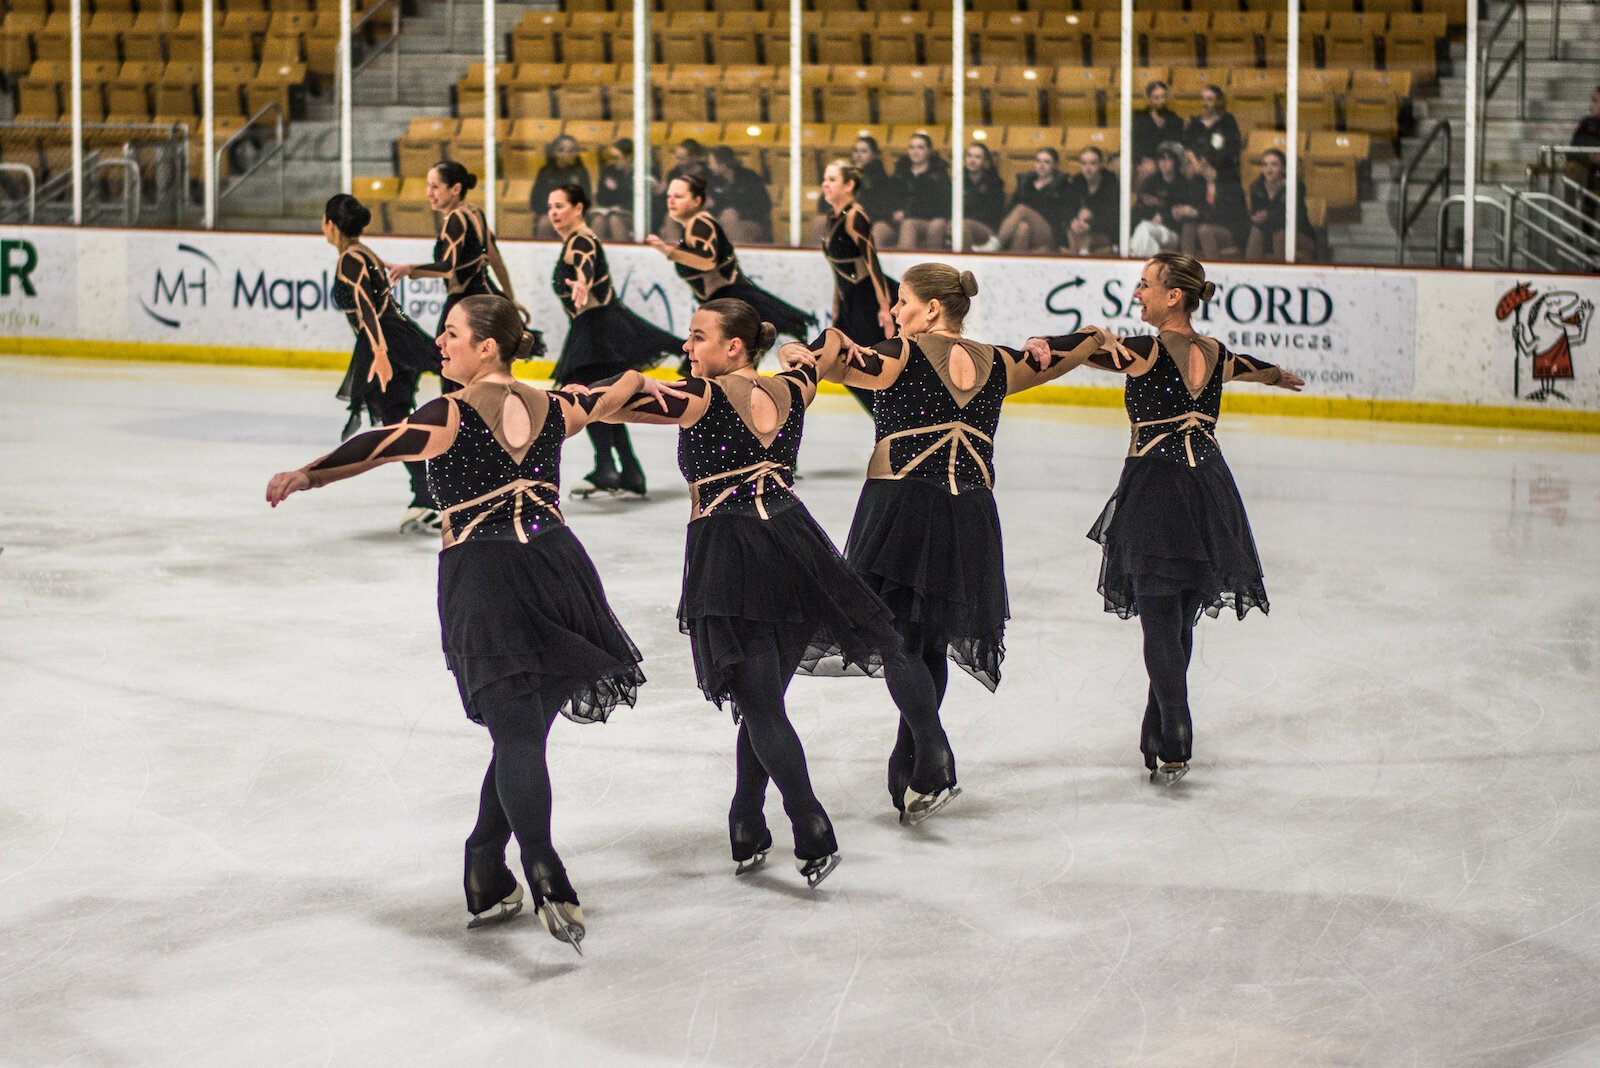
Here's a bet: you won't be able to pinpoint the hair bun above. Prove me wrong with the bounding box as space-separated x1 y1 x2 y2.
352 203 372 230
514 328 547 362
756 322 777 355
462 171 479 191
1200 281 1217 302
959 270 979 297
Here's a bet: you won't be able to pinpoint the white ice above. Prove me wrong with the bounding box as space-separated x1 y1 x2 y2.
3 354 1599 1067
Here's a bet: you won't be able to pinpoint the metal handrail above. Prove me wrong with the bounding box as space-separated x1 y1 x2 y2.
1553 173 1600 214
1438 192 1511 267
1478 0 1528 177
88 157 142 225
1506 188 1600 271
1399 119 1452 265
0 163 37 222
353 0 404 102
214 102 287 217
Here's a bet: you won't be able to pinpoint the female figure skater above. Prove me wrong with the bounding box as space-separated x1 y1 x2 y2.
322 193 444 532
1024 252 1303 785
783 265 1118 822
647 174 816 345
547 183 683 498
586 298 901 888
388 161 532 344
265 295 645 955
819 158 896 413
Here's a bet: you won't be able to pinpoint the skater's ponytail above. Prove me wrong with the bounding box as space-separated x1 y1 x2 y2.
1150 251 1215 312
701 297 774 365
432 160 478 197
901 263 978 330
458 295 538 366
324 193 371 238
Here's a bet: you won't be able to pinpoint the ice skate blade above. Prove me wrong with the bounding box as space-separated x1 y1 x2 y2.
1151 762 1189 787
795 853 841 890
538 900 586 957
466 884 524 929
901 785 961 826
399 507 442 534
569 487 621 500
734 850 769 876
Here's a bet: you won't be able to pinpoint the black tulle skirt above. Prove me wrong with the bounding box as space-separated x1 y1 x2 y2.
679 503 901 713
707 280 817 342
439 530 645 725
1087 455 1270 622
553 303 683 386
843 478 1008 691
833 276 898 346
338 314 440 421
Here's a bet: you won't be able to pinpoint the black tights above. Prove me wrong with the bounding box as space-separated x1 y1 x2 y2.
881 618 957 808
1136 591 1203 769
462 673 579 911
727 629 837 862
584 423 642 475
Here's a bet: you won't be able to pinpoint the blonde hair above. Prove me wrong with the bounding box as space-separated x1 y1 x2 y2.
826 158 862 190
1149 252 1217 313
900 263 980 329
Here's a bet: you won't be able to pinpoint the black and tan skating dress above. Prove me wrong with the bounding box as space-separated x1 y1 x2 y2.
822 201 897 348
672 211 816 341
551 225 683 388
410 204 517 339
332 243 441 425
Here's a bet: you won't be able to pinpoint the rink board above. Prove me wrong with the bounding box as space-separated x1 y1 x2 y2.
2 225 1598 431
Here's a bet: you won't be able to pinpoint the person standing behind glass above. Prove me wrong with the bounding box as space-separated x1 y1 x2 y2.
1131 80 1184 184
1182 85 1243 183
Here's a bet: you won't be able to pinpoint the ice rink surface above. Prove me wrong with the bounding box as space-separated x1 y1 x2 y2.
3 354 1599 1067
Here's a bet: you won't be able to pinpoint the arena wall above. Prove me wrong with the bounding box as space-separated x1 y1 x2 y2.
2 225 1596 432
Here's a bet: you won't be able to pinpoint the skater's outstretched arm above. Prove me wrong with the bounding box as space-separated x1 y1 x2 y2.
339 250 393 389
647 214 720 272
1001 328 1127 394
394 209 469 281
778 328 908 391
1023 330 1157 378
266 398 458 505
1223 347 1305 390
563 370 711 427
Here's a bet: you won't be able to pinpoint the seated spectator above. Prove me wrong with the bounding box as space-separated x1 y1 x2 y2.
852 136 893 222
1129 142 1185 256
998 147 1074 253
1172 149 1250 259
706 145 773 245
1571 85 1600 226
930 142 1006 251
530 135 593 240
1183 85 1243 183
872 132 952 251
1131 80 1184 184
588 138 635 243
651 138 709 238
1065 145 1119 256
1245 148 1316 262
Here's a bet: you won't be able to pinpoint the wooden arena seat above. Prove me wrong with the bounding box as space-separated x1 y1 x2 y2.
660 83 713 123
711 83 766 124
811 28 869 66
385 199 438 237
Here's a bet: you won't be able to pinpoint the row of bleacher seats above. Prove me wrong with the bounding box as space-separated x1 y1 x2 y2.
508 8 1450 76
2 0 369 12
14 58 305 124
453 63 1412 142
549 0 1458 12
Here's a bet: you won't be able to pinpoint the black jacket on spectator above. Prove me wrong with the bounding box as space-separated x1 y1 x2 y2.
965 168 1007 229
707 163 773 241
1181 175 1250 248
1135 171 1181 224
1008 171 1076 245
1131 108 1184 168
891 159 953 222
595 161 633 212
1247 176 1314 236
1183 113 1243 179
1574 114 1600 189
530 162 593 213
1069 171 1120 237
854 158 893 221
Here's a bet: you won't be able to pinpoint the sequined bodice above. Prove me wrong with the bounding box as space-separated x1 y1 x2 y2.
331 247 409 335
823 211 870 286
552 232 614 318
872 338 1007 494
676 212 743 300
1125 339 1225 467
678 376 804 520
438 207 492 294
429 391 566 544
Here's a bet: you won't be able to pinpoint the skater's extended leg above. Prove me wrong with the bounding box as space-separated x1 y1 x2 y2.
582 424 621 492
728 721 773 863
613 425 646 496
883 619 956 795
464 753 518 916
1136 593 1194 767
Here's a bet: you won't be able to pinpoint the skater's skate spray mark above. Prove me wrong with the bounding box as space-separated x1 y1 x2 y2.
1043 276 1087 334
1498 282 1593 402
139 244 219 328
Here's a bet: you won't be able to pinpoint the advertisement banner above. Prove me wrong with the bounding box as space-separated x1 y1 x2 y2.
0 227 78 338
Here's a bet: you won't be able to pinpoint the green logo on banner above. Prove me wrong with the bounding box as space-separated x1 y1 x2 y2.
0 239 37 298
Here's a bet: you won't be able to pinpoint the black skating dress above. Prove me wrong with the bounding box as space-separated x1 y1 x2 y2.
1065 330 1283 622
822 202 897 347
674 211 816 341
302 380 644 723
824 330 1104 689
551 225 683 387
411 205 543 361
672 367 900 711
332 243 441 424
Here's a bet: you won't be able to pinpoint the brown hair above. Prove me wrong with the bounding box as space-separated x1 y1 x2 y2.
900 263 979 330
826 158 862 190
1149 252 1217 313
456 295 538 364
700 297 777 366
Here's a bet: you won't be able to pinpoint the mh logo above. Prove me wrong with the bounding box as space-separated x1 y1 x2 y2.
140 243 220 328
1 239 37 297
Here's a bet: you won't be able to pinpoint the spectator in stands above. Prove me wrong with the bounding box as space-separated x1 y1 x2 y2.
1129 142 1184 256
930 142 1006 251
530 135 593 240
1571 86 1600 225
1245 148 1316 262
1132 80 1184 185
1065 145 1119 256
706 145 772 245
852 136 893 222
589 138 635 243
651 138 709 238
1172 149 1249 259
873 132 952 251
1183 85 1243 183
998 147 1074 253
